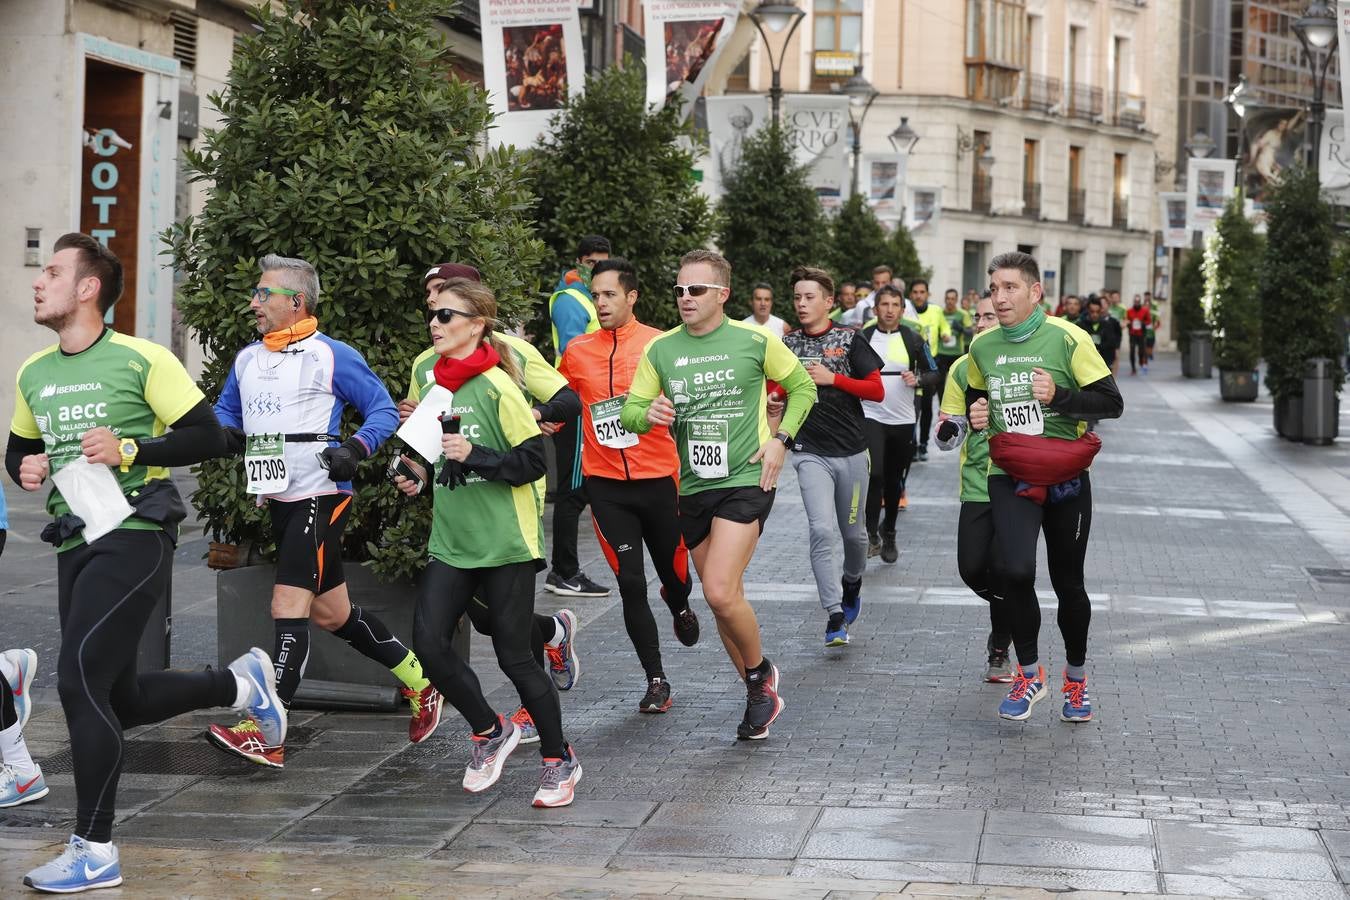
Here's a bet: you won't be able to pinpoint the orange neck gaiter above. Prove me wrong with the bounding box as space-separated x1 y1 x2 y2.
262 316 318 352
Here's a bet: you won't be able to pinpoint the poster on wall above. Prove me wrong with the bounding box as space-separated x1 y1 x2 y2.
705 93 770 195
1158 192 1188 248
1339 2 1349 135
905 185 942 231
865 154 906 219
644 1 740 118
480 0 584 148
1321 113 1350 206
1185 157 1235 235
783 94 850 211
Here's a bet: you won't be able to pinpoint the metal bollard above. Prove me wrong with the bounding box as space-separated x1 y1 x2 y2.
1302 357 1337 446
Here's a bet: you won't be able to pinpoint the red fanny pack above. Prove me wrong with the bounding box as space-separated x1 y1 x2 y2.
989 431 1102 505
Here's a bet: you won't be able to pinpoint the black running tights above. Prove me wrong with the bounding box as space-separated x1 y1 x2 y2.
57 530 236 843
957 501 1012 649
413 560 565 758
864 419 915 535
588 475 691 680
987 473 1093 670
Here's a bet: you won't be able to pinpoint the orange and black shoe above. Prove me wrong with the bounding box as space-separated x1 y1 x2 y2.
208 717 285 768
639 677 673 713
403 683 443 744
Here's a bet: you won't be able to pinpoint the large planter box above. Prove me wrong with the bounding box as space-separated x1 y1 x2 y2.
1219 369 1259 402
217 564 466 710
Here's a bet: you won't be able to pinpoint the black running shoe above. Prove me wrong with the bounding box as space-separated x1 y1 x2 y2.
639 676 673 713
916 445 929 462
663 587 700 647
866 533 881 558
737 661 784 740
880 531 898 564
840 577 862 625
985 633 1013 683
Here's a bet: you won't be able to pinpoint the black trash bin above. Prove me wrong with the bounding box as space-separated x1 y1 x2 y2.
1187 330 1213 379
1302 357 1338 446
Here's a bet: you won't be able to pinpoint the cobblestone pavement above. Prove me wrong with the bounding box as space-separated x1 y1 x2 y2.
4 353 1350 898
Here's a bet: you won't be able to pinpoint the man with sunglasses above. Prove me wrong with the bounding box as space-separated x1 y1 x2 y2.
621 250 817 740
207 255 437 767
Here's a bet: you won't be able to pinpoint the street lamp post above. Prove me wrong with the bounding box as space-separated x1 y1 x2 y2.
888 117 919 156
1223 75 1250 196
836 65 879 198
748 2 806 125
1292 1 1339 175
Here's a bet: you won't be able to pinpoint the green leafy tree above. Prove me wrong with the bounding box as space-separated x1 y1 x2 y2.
1259 167 1343 398
1172 250 1205 353
886 219 931 285
1205 196 1263 372
169 0 545 581
716 123 828 320
828 194 890 285
528 64 713 335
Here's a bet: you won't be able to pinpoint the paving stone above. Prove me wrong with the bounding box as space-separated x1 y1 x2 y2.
973 864 1160 893
1155 821 1339 881
800 808 981 863
1162 873 1350 899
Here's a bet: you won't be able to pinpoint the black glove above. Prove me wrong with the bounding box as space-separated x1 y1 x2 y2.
437 459 468 490
320 438 366 482
222 426 246 456
936 420 958 443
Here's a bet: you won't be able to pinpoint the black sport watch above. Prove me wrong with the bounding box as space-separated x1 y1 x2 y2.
775 431 794 450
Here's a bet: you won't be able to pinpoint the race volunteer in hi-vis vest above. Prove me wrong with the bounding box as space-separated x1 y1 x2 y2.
207 255 433 770
8 234 280 895
543 234 612 600
963 251 1122 725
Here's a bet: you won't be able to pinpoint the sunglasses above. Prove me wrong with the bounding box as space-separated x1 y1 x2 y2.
251 286 299 303
426 307 478 325
672 284 726 300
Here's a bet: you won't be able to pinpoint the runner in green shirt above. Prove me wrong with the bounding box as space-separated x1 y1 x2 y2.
933 294 1012 683
964 251 1122 725
937 287 973 406
621 249 816 740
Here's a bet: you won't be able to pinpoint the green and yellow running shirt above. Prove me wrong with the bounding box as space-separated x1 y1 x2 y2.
966 316 1111 477
427 365 545 569
910 304 955 357
620 316 816 496
940 308 974 357
10 329 203 546
408 333 566 406
938 355 989 503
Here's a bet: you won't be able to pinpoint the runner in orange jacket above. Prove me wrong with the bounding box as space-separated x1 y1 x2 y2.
558 258 699 713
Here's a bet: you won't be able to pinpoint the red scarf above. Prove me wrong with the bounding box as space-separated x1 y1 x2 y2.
434 342 500 392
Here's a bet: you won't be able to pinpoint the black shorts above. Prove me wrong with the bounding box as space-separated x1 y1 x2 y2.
269 494 352 595
677 486 775 549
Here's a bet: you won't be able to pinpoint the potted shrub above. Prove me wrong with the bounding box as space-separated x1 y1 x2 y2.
1205 197 1263 402
169 0 546 692
1259 167 1343 440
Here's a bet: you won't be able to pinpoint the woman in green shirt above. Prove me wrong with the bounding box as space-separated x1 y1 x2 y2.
395 278 580 808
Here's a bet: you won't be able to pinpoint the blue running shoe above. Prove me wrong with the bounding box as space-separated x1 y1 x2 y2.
840 578 862 625
1061 672 1093 722
545 610 580 691
824 612 849 647
3 648 38 729
998 665 1046 721
23 834 121 893
228 647 287 748
0 764 48 808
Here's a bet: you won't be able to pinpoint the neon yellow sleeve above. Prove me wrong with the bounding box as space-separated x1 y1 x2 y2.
939 357 969 417
1069 329 1112 386
763 335 817 437
510 334 568 403
494 370 543 445
965 336 987 390
10 375 39 439
619 344 661 435
143 344 205 426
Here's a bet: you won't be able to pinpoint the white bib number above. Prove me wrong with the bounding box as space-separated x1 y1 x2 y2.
590 395 638 449
245 434 289 495
1001 399 1045 436
687 419 729 479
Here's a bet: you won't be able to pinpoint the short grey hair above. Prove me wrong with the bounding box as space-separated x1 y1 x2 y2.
260 254 320 313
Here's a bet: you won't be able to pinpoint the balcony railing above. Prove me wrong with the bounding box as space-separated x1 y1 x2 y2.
1112 196 1129 229
1067 83 1103 121
1068 188 1086 224
1022 74 1062 113
1113 93 1147 127
1023 182 1042 218
973 172 993 214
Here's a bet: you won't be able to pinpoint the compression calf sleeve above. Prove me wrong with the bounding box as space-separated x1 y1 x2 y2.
272 618 311 709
